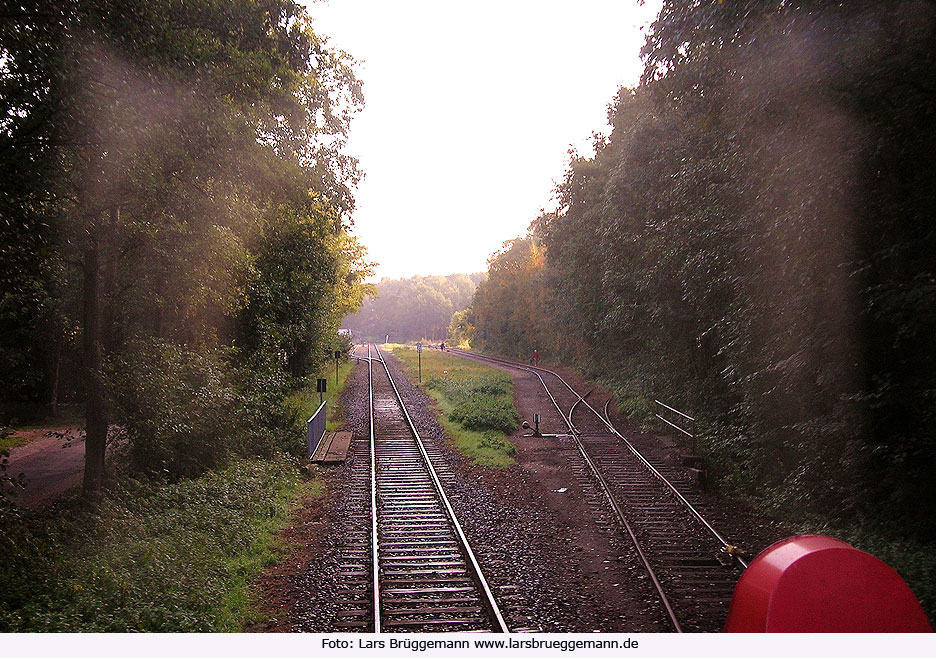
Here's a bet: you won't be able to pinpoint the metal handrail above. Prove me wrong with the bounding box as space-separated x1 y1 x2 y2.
655 399 696 422
523 361 683 632
654 399 695 441
306 400 327 460
447 348 748 568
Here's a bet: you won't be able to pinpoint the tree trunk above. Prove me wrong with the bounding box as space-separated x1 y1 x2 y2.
82 237 108 501
49 341 61 418
101 207 119 354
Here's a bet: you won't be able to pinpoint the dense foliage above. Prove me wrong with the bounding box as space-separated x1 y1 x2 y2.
0 1 372 495
343 273 484 342
468 1 936 541
469 238 550 361
0 458 304 631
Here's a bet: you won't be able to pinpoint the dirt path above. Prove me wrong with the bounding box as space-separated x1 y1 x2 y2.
449 351 790 630
3 427 86 508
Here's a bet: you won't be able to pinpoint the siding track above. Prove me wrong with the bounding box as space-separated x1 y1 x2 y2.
449 348 746 632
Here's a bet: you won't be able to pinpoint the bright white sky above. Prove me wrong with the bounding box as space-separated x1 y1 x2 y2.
305 0 662 280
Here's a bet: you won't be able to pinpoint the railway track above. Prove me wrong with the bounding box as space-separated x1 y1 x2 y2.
333 344 508 633
448 348 746 632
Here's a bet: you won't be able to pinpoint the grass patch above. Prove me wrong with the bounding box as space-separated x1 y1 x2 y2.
0 432 29 452
391 346 518 469
1 407 85 451
0 455 306 632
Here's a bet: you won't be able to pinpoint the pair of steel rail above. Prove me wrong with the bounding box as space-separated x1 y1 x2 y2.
362 344 509 632
448 348 747 633
352 344 744 632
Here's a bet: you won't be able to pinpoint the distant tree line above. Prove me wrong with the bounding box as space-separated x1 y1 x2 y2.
0 0 372 500
464 0 936 541
344 273 483 343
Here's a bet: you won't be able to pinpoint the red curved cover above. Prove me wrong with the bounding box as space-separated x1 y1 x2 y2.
724 535 932 632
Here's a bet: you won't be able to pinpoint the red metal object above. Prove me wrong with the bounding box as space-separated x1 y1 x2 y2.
725 535 932 632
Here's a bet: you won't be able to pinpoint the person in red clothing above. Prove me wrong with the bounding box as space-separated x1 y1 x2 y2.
533 349 539 366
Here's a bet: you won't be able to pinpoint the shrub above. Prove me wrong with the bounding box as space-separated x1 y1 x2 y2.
109 340 243 479
450 395 520 433
0 457 302 631
235 357 297 458
426 373 512 402
109 340 303 478
426 372 519 433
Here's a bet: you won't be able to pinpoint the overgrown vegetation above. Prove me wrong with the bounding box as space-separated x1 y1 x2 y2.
0 0 372 498
392 347 517 468
462 0 936 614
0 457 309 631
0 0 369 630
466 0 936 540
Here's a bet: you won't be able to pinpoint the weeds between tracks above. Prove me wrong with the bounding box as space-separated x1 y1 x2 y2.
391 346 518 468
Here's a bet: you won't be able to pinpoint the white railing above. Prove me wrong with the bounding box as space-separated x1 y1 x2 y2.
306 400 327 460
654 399 695 449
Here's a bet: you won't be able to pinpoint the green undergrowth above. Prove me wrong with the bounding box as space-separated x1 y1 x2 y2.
0 431 28 452
0 455 310 631
282 359 354 432
391 346 518 468
603 373 936 623
694 424 936 620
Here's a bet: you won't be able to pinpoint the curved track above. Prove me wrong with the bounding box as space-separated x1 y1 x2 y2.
449 348 746 632
334 345 508 632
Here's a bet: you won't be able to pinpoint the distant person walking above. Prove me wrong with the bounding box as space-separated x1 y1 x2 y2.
533 349 539 366
440 341 445 352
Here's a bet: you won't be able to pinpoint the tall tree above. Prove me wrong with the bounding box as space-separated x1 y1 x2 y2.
470 238 549 361
473 0 936 538
2 0 365 499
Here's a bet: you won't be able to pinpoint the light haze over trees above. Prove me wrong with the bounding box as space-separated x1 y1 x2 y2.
1 0 372 499
467 0 936 545
343 273 483 343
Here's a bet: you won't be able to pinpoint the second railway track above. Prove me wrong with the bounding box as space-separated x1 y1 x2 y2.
448 348 747 632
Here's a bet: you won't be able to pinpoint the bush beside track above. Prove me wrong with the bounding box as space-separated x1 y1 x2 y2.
0 456 317 631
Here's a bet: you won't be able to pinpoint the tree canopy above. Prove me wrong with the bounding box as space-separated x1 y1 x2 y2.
468 0 936 541
343 273 484 343
1 0 372 497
